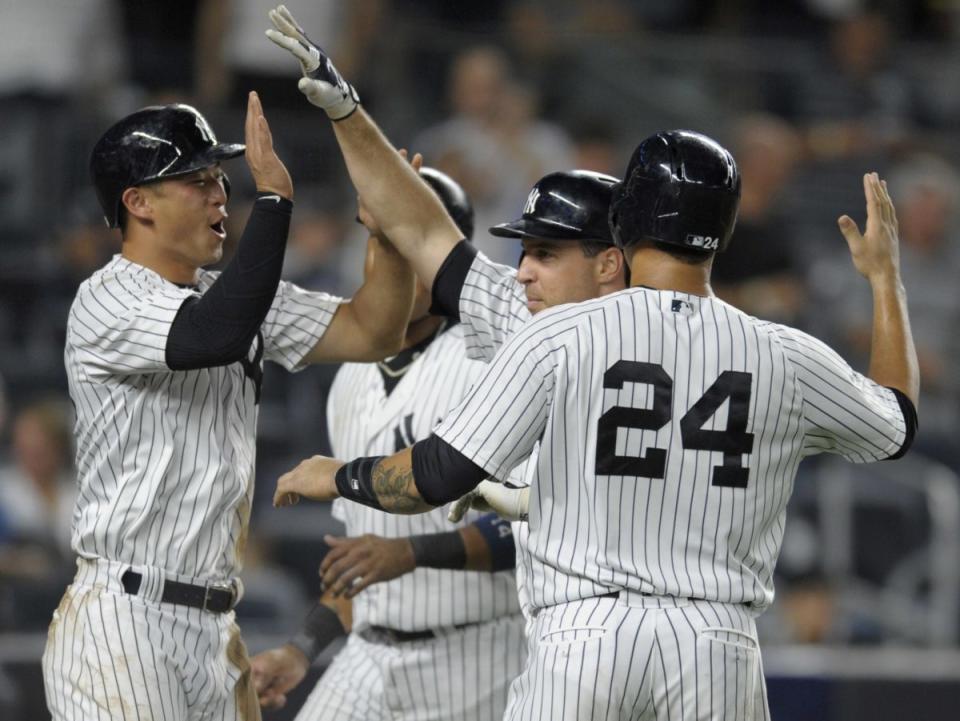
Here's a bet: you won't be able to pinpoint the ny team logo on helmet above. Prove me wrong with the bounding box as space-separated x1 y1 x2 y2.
609 130 740 253
90 104 246 228
419 167 475 240
491 170 620 244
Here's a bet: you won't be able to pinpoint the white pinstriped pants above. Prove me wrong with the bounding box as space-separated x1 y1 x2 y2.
295 613 527 721
42 558 259 721
504 593 771 721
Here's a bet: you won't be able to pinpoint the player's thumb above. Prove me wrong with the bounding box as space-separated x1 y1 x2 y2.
324 534 345 546
837 215 861 247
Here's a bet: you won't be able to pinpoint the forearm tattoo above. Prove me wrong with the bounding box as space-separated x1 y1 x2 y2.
372 461 432 514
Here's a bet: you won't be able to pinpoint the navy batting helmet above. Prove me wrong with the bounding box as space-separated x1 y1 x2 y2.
420 167 475 240
490 170 619 244
90 104 245 228
609 130 740 253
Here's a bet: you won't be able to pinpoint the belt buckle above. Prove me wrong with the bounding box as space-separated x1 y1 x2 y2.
202 582 235 612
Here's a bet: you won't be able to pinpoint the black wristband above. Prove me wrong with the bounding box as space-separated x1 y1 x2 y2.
408 530 467 570
335 456 387 510
472 513 517 572
288 602 347 664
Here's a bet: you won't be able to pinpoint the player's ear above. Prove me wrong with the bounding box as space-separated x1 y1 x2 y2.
121 186 154 224
596 246 624 285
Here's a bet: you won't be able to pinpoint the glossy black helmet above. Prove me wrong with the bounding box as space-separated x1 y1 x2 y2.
490 170 619 244
609 130 740 253
420 167 474 240
90 103 245 228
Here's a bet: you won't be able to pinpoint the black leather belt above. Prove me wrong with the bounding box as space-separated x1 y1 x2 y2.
121 570 237 614
365 622 474 644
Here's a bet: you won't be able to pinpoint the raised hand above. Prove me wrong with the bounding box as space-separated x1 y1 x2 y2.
838 172 901 284
243 91 293 198
265 4 359 119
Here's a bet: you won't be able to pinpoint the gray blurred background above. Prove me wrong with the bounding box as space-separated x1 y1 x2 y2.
1 1 960 718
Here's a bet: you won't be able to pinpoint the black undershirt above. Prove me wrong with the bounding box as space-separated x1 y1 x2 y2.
429 240 475 321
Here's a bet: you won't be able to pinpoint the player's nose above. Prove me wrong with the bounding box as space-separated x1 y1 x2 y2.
517 256 536 284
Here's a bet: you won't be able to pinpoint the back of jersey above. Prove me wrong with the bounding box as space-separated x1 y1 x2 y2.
440 287 908 611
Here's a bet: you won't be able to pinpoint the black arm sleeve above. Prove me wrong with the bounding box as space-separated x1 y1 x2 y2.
884 388 918 460
287 602 347 664
408 530 467 570
411 433 489 506
428 240 477 320
165 193 293 370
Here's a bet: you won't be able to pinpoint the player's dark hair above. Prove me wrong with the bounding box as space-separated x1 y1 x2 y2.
653 240 714 265
579 240 611 258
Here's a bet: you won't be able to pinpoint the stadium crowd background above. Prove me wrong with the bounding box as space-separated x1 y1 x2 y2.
1 1 959 718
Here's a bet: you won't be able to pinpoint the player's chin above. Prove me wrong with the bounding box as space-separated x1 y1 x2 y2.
526 299 545 314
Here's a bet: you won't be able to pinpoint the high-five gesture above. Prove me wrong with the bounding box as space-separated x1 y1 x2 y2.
838 172 900 283
244 90 293 198
265 5 359 119
838 172 919 404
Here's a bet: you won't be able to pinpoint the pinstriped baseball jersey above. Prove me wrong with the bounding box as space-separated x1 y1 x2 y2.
328 322 521 631
65 255 342 581
456 251 529 362
436 287 909 611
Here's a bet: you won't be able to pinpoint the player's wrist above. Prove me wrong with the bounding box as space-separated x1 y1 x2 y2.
396 538 417 572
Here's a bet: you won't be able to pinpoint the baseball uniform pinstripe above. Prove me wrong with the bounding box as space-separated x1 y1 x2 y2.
434 288 909 720
44 255 342 721
297 322 526 721
455 250 529 363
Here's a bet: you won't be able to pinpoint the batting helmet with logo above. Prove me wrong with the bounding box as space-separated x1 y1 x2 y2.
90 104 245 228
420 167 475 240
490 170 619 245
609 130 740 253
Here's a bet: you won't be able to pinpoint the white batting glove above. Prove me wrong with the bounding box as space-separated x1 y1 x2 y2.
448 480 530 523
265 5 359 120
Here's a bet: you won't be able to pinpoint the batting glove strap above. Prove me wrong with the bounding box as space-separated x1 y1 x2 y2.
335 456 387 510
288 602 346 663
408 530 467 571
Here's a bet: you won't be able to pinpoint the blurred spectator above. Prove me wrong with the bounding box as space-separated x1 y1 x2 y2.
198 0 385 110
0 397 76 631
115 0 206 100
0 397 76 566
774 11 922 158
812 154 960 466
281 188 354 296
0 1 123 233
0 0 122 101
713 114 808 325
413 46 574 264
570 117 624 177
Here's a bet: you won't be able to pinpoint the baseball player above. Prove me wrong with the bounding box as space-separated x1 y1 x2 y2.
249 162 629 717
250 168 527 720
42 93 416 721
269 60 919 719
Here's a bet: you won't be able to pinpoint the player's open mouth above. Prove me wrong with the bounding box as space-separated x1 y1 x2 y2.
209 221 226 239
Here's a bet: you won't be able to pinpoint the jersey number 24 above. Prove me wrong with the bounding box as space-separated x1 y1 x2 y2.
595 361 754 488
